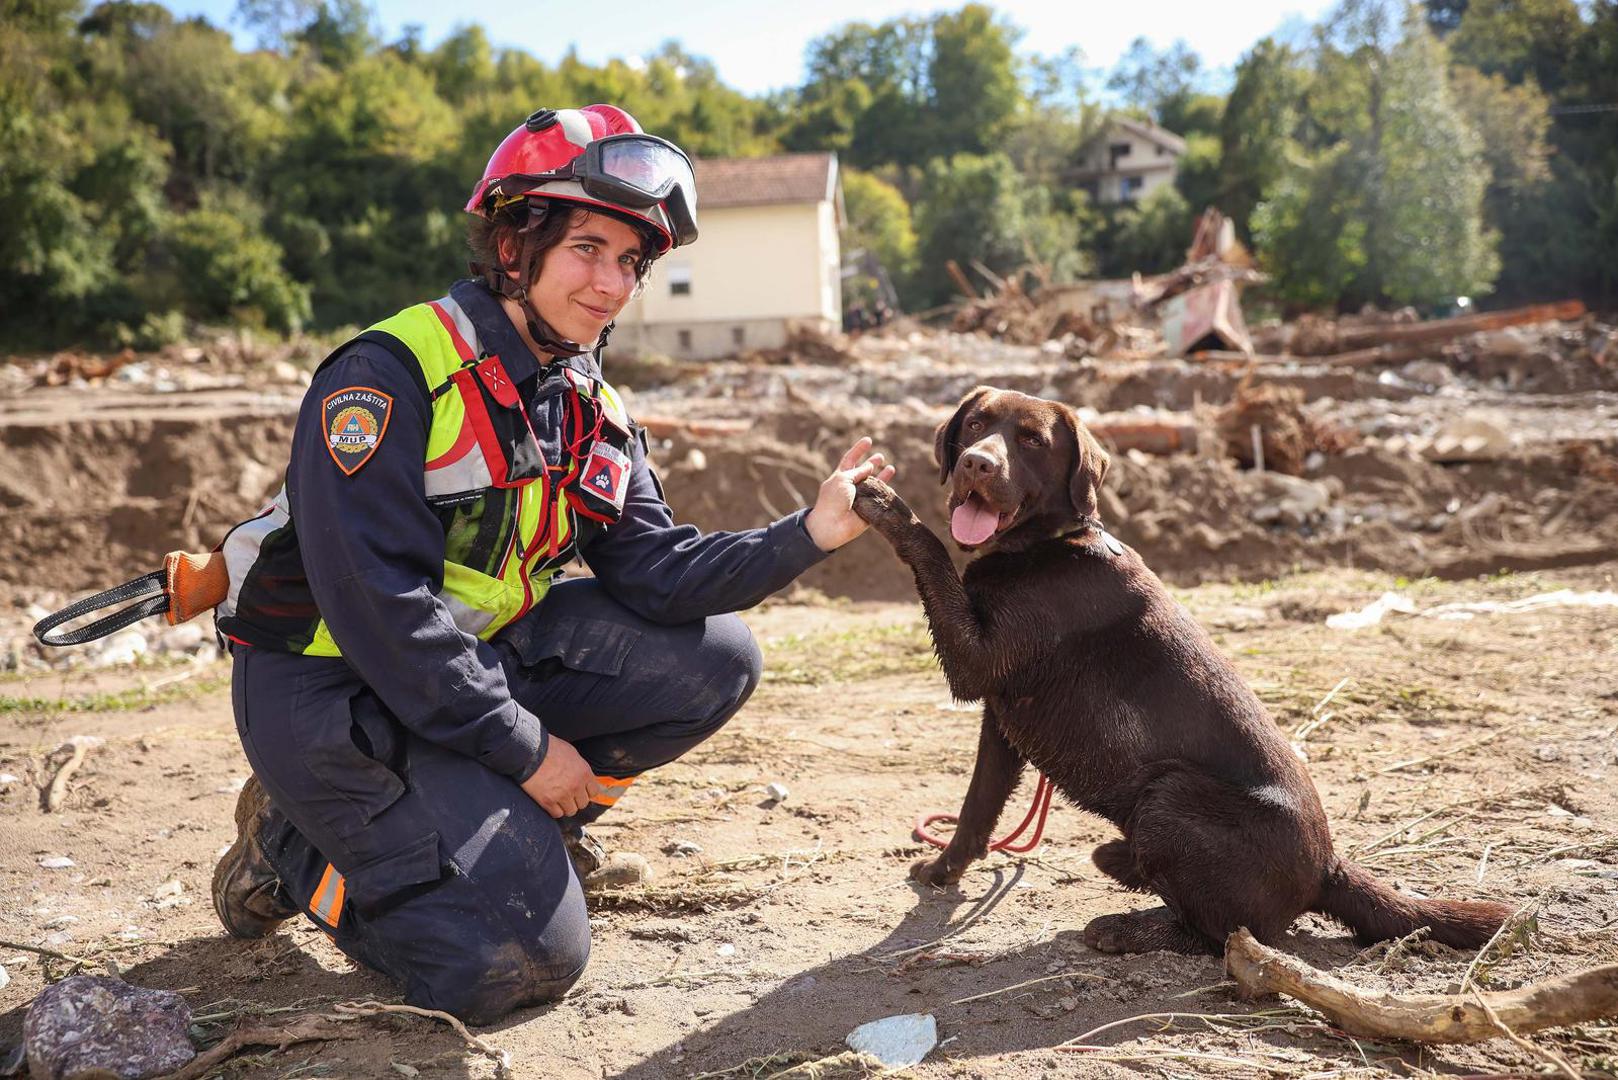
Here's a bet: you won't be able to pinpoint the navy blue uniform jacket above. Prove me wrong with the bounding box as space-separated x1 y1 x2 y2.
285 280 827 785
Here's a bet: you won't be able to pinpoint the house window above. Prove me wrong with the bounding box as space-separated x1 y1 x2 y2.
1109 142 1131 168
677 329 692 351
1122 175 1145 199
1156 145 1167 156
731 326 745 346
667 263 692 297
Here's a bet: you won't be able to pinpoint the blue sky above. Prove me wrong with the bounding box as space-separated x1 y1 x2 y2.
156 0 1338 96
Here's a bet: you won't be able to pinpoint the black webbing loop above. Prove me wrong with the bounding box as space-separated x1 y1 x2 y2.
32 570 171 647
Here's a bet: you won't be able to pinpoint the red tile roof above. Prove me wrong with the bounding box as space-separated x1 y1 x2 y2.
695 153 837 209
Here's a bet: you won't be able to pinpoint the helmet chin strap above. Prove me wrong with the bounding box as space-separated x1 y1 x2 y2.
470 202 603 360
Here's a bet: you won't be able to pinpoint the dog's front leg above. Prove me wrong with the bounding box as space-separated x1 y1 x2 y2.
853 479 994 701
914 711 1025 886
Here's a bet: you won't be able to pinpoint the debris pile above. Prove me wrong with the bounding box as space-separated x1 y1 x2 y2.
1137 207 1266 357
1215 377 1360 475
950 276 1107 346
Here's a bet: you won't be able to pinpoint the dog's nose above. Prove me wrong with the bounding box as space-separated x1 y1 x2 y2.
958 448 999 476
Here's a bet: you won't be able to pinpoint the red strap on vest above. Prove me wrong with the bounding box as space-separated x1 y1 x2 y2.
428 301 476 362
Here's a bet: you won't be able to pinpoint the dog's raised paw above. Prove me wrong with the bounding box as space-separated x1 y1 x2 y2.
852 479 897 521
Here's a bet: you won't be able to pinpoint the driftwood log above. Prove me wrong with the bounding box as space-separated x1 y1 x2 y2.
1225 928 1618 1044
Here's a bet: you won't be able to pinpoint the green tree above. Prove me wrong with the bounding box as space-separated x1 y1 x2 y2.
841 168 917 302
1107 38 1207 130
795 6 1022 169
927 4 1022 157
1252 145 1368 308
1105 184 1193 275
1448 0 1583 93
1255 3 1497 307
428 24 494 105
80 8 290 196
910 151 1081 307
1218 39 1308 233
0 2 181 343
163 199 311 330
1173 132 1222 215
1370 16 1498 303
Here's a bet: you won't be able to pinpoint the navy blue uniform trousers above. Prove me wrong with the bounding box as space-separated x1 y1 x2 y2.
232 578 762 1025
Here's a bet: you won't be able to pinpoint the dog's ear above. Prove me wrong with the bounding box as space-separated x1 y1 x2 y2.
1061 405 1111 521
934 386 993 485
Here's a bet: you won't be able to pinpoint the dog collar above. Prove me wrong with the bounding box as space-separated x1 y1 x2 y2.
1057 517 1125 557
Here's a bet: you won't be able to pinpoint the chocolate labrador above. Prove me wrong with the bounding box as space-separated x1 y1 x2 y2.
853 386 1512 954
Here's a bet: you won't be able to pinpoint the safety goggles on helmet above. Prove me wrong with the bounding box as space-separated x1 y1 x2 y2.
488 133 699 248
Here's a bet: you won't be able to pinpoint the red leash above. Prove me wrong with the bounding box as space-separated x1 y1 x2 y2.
914 773 1055 854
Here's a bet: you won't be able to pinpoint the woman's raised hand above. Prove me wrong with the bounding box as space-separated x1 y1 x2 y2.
803 437 898 552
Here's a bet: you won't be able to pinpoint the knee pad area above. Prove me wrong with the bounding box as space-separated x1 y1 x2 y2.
415 926 590 1026
705 614 763 715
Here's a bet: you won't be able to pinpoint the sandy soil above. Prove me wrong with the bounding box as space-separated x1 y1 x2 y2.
3 565 1616 1078
4 324 1617 1076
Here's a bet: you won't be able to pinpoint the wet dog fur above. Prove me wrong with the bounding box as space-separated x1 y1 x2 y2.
852 386 1514 954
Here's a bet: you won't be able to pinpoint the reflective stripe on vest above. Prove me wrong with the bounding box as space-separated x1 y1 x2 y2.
217 294 619 656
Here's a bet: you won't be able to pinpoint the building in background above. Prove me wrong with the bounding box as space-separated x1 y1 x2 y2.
1072 119 1186 205
612 152 843 360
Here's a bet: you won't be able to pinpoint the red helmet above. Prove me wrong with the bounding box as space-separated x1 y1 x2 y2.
466 104 698 253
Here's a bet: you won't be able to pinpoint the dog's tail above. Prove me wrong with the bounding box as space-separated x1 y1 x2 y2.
1314 857 1512 949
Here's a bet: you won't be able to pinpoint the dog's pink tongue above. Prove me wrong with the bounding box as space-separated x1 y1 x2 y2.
951 497 1000 545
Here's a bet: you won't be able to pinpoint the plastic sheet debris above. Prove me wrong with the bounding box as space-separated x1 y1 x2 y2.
1326 592 1417 630
845 1013 938 1068
1328 589 1618 630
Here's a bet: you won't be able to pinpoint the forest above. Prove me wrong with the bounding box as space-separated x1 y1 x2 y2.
2 0 1615 348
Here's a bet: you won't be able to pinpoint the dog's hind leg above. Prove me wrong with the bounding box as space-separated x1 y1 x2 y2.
1090 840 1153 892
1102 767 1323 953
1084 906 1213 955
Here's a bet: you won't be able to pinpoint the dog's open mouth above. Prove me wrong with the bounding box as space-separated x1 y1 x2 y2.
950 493 1017 546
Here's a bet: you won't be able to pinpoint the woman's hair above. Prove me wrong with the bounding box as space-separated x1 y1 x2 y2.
467 202 659 286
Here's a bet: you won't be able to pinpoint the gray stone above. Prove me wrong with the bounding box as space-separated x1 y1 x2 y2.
24 975 194 1080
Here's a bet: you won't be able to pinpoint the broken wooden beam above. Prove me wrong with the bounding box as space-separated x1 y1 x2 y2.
944 259 979 300
1225 927 1618 1044
1288 300 1587 356
1087 417 1201 456
1192 343 1436 369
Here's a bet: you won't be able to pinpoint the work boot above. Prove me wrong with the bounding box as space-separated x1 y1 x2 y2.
562 823 606 880
562 824 651 892
212 776 297 939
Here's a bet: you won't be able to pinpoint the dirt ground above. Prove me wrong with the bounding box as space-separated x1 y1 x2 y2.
3 322 1618 1077
3 565 1617 1078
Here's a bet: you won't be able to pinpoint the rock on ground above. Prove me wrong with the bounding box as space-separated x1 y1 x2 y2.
23 975 194 1080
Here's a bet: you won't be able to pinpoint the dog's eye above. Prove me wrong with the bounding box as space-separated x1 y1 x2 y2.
966 419 984 433
1019 433 1045 448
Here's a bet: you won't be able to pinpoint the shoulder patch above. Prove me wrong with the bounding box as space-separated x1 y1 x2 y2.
322 386 393 476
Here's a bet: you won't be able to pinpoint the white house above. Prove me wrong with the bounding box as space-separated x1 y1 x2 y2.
1072 119 1186 205
612 152 843 359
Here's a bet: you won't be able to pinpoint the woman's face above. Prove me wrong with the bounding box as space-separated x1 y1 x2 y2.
527 210 645 347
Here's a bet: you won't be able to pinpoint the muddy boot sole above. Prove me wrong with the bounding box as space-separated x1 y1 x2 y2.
212 777 297 939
